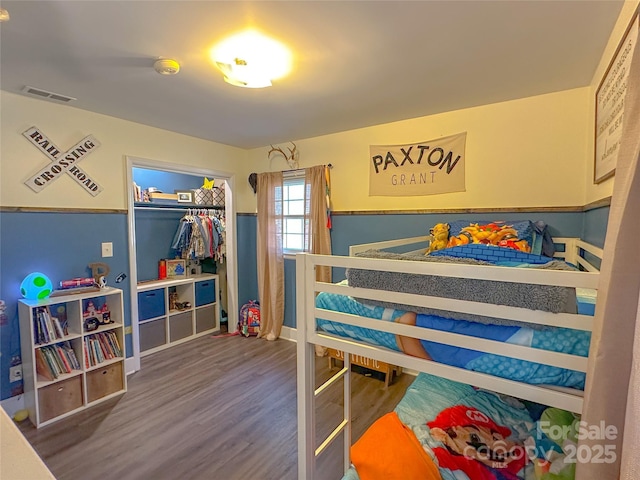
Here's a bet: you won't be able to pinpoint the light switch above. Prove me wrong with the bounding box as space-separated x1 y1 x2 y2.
102 242 113 257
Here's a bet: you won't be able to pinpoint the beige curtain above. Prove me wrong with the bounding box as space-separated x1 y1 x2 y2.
577 33 640 479
304 165 332 282
256 172 285 341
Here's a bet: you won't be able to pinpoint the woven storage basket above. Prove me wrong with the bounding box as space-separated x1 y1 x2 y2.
212 186 225 207
192 188 214 205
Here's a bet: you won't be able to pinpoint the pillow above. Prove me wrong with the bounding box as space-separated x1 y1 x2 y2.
428 220 554 256
350 412 442 480
447 220 534 245
430 244 557 265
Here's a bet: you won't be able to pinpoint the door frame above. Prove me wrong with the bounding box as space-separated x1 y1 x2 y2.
125 156 239 373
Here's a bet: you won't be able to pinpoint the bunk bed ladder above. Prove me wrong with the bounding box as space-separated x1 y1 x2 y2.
314 359 352 471
297 254 353 479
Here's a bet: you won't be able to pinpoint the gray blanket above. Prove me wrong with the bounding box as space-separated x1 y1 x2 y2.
346 250 577 330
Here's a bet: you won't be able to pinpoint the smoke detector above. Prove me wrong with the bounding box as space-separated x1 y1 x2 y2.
154 58 180 75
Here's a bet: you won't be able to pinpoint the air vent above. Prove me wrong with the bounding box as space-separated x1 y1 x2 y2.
21 86 76 103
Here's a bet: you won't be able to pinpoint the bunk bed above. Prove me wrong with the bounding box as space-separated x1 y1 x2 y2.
296 228 602 480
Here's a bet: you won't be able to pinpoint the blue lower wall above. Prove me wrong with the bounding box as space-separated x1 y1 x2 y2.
135 209 185 282
0 207 611 400
0 211 132 400
237 214 258 310
583 206 610 248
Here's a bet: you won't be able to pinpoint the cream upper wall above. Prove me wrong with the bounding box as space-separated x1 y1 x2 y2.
0 91 252 211
6 0 634 215
585 0 639 204
247 87 591 212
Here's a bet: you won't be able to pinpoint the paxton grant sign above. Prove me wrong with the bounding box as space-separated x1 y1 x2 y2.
23 126 103 196
369 132 466 196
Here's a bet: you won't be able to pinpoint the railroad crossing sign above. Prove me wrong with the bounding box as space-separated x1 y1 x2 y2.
23 126 103 196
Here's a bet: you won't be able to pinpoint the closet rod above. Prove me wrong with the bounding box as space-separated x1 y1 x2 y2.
134 206 193 212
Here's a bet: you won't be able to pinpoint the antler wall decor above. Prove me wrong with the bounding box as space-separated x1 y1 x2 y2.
268 141 299 169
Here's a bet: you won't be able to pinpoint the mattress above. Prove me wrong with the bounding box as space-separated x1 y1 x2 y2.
346 247 580 329
344 373 578 480
316 288 594 389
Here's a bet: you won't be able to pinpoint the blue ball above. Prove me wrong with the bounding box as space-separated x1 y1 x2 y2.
20 272 53 300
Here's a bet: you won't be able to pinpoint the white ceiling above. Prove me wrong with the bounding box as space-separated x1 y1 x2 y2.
0 1 624 149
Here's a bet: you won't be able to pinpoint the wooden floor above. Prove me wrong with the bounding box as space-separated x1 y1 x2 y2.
19 334 415 480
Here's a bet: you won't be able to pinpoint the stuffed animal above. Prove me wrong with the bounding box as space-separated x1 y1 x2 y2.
447 223 531 253
528 407 579 480
426 223 450 254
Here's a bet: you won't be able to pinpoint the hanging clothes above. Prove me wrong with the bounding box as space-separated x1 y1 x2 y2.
171 208 226 262
171 212 193 254
189 214 207 259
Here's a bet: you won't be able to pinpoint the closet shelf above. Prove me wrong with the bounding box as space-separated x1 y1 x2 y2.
134 202 224 210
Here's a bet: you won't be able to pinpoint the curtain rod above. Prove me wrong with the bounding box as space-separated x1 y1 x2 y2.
280 163 333 174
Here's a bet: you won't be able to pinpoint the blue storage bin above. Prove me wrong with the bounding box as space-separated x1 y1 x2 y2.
195 279 216 307
138 288 166 321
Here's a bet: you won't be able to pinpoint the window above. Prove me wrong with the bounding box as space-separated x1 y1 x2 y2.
282 176 308 252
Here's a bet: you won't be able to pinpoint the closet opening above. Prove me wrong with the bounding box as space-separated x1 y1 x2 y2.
125 156 238 373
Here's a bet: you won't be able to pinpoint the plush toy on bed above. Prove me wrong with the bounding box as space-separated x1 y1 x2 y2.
426 223 450 254
428 405 528 480
447 222 531 253
526 407 578 480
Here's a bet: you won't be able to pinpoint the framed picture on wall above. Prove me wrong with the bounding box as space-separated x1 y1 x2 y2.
175 190 193 203
594 8 639 184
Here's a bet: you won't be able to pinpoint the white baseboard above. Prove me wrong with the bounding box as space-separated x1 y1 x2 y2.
125 357 138 376
279 325 297 342
1 394 25 419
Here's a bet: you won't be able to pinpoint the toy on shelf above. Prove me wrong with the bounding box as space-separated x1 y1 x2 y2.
166 259 186 277
89 262 110 288
60 278 95 290
83 300 112 330
20 272 53 300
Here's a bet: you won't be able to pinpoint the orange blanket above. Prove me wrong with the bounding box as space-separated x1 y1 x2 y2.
351 412 442 480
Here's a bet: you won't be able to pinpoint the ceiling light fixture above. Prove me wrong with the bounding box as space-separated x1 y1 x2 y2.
0 8 10 22
211 31 291 88
154 58 180 75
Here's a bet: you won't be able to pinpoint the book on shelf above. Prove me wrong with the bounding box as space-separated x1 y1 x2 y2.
44 345 69 375
106 331 122 356
91 338 103 364
36 342 81 381
35 349 55 381
61 342 80 370
84 332 122 367
52 317 65 339
55 345 72 372
97 334 113 359
50 303 69 335
33 307 66 345
41 347 60 378
83 340 90 369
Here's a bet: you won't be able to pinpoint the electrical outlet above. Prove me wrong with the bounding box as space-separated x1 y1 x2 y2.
9 365 22 382
102 242 113 257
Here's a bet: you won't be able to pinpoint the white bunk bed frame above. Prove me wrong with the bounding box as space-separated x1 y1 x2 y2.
296 236 602 479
